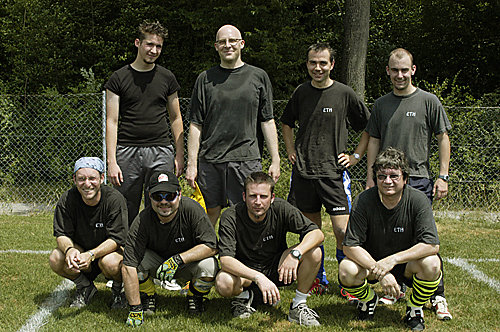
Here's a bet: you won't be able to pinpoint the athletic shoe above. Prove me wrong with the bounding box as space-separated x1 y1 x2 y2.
308 278 329 295
340 287 359 304
431 295 452 320
70 283 97 308
154 278 182 291
187 295 206 315
357 292 379 321
140 292 156 315
110 289 126 309
231 290 256 318
288 303 320 326
405 306 425 331
380 283 406 305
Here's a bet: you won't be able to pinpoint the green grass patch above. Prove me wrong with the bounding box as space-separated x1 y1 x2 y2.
0 213 498 331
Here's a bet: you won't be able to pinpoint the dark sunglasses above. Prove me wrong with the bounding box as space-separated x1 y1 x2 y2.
151 191 179 202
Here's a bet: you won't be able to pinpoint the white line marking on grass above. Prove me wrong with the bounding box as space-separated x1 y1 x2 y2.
0 249 50 255
17 279 73 332
444 258 500 293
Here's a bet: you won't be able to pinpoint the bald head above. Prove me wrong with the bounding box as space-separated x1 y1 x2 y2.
216 25 242 41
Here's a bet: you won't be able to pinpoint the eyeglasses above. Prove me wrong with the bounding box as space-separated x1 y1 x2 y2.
151 191 179 202
215 38 241 47
376 174 402 181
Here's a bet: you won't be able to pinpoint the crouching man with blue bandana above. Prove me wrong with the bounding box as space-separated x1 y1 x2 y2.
339 148 442 331
122 170 218 327
50 157 129 309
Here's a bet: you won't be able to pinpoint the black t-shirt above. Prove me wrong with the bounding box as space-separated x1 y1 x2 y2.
104 64 181 147
218 198 318 272
189 64 274 163
366 88 451 178
281 81 370 179
343 185 440 261
123 196 217 268
53 186 128 250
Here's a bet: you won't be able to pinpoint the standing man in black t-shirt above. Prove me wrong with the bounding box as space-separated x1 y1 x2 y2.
340 148 442 331
365 48 452 319
216 172 324 327
186 24 280 227
122 171 218 327
105 20 184 226
281 43 370 296
50 157 128 309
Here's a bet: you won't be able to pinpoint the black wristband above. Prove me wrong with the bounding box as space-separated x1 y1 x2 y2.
129 304 143 312
64 246 74 255
172 253 184 266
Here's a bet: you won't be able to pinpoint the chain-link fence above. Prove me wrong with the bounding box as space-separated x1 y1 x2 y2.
0 94 498 212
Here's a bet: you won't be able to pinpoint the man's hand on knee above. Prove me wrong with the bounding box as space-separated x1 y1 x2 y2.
156 254 184 282
254 274 280 306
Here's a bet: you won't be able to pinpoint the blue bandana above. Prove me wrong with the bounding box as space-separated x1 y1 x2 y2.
73 157 105 174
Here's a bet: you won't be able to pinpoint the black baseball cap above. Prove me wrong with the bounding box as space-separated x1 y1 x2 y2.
148 171 180 194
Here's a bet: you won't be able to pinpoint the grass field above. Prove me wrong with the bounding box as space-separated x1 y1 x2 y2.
0 212 498 331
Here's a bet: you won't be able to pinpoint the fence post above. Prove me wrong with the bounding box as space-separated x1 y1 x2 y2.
102 90 107 185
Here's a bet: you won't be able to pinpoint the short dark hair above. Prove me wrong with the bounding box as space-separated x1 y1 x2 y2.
138 20 168 41
373 147 410 181
244 171 275 194
307 43 335 63
389 48 414 66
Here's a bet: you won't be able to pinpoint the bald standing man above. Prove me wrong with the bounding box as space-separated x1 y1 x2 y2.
187 25 280 227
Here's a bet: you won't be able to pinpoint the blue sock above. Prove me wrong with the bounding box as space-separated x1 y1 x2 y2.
336 248 346 263
316 245 329 285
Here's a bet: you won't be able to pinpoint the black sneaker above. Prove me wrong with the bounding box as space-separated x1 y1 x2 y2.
405 306 425 331
187 295 206 314
140 292 156 315
110 283 126 309
357 292 379 321
231 290 256 318
70 282 97 308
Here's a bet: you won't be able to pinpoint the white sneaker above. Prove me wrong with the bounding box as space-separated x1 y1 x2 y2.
432 295 452 320
153 278 182 291
380 291 405 305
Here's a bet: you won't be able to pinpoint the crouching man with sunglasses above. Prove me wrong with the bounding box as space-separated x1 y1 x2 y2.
339 148 442 331
122 171 218 327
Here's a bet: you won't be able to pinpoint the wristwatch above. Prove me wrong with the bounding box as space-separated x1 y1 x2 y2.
353 153 360 160
438 175 449 182
290 249 302 260
88 250 95 261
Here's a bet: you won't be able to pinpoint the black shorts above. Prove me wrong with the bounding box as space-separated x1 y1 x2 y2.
292 170 352 215
408 177 433 204
198 160 261 208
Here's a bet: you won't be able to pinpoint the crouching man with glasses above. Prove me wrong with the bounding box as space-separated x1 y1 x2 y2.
122 171 218 327
339 147 442 331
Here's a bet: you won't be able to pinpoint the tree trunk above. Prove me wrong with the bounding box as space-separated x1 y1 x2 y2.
340 0 370 100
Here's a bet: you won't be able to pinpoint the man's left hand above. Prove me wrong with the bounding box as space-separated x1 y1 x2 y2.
379 273 401 299
156 254 183 282
338 153 358 168
370 255 397 280
277 255 299 285
433 178 448 200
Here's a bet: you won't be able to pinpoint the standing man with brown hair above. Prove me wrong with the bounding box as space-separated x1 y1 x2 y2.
187 24 280 227
105 20 184 226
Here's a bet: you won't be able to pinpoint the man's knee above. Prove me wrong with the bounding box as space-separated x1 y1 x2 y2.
215 271 239 297
49 248 64 272
303 246 322 265
338 258 363 286
99 252 123 278
407 254 441 280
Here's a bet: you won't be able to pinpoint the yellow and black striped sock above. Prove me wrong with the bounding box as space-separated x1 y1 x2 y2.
341 280 374 302
138 277 156 296
408 272 442 307
187 279 212 297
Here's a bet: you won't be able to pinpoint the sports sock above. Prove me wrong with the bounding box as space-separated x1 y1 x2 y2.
408 271 442 307
316 245 329 284
187 279 212 296
336 248 346 263
138 277 156 296
292 289 309 308
341 279 374 302
73 273 90 290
